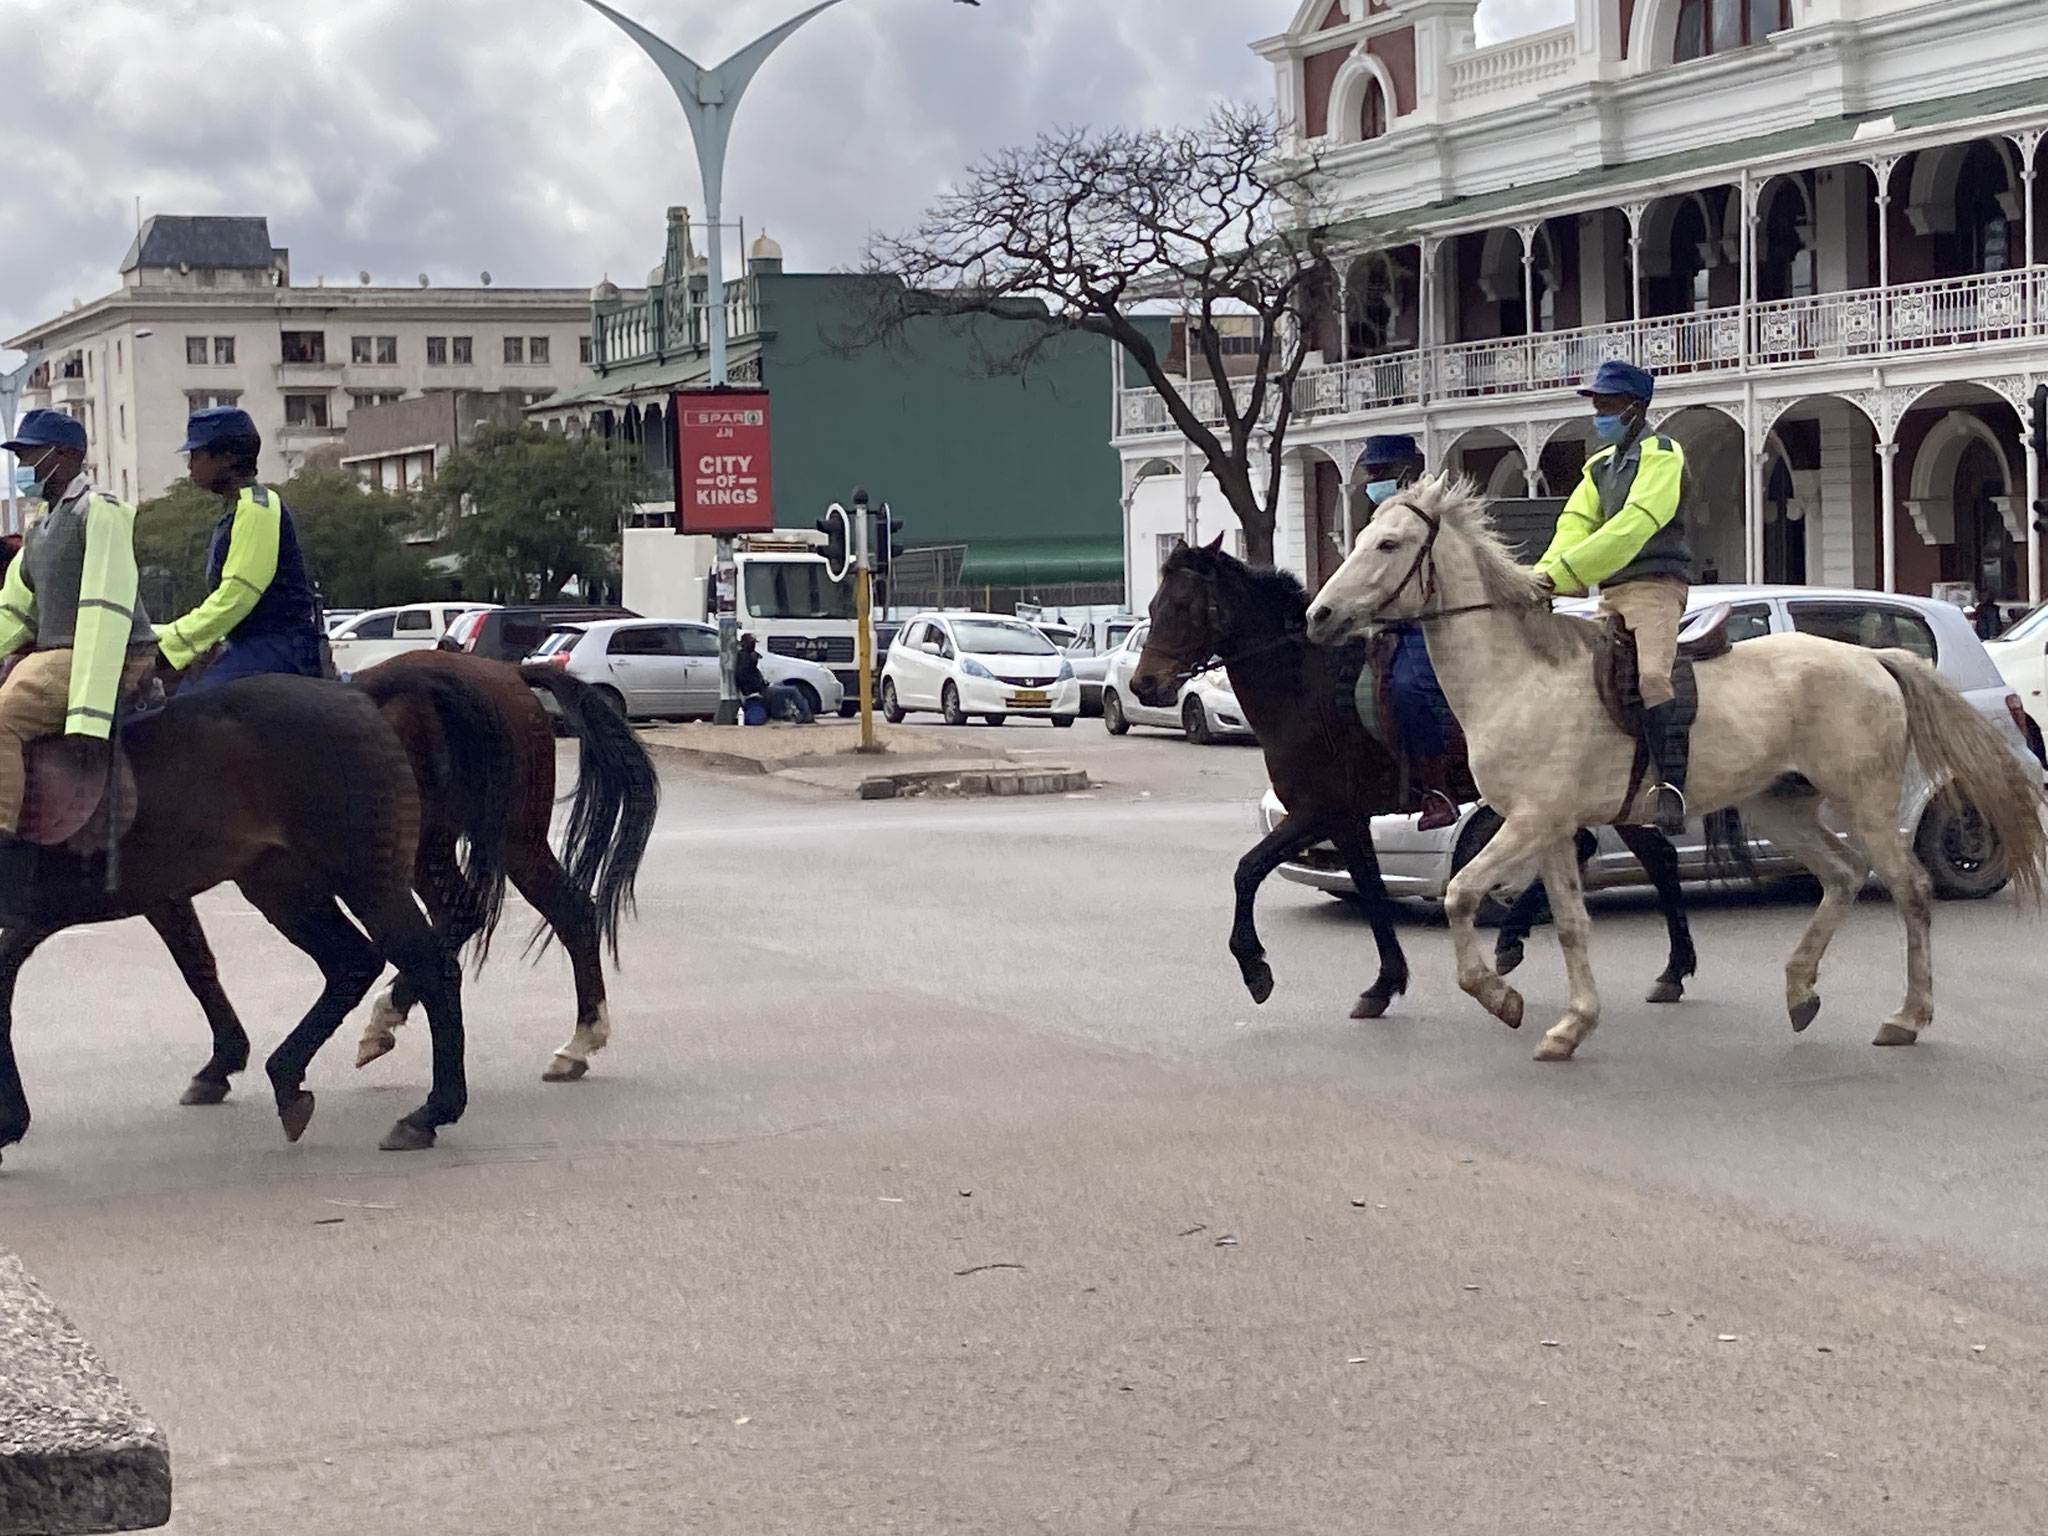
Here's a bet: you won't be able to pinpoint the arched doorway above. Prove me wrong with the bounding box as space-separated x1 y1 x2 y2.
1952 438 2017 604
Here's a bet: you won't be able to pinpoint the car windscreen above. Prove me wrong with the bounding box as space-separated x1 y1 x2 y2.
744 562 855 620
952 621 1059 656
1996 603 2048 644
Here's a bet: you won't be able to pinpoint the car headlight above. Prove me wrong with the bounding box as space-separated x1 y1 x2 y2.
960 658 994 680
1057 659 1074 681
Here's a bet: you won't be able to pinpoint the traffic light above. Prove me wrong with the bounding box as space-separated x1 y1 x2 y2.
881 511 906 566
816 510 848 575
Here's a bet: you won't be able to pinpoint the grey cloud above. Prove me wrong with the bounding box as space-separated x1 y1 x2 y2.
2 0 1558 357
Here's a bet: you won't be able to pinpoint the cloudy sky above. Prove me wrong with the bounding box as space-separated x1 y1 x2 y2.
2 0 1567 359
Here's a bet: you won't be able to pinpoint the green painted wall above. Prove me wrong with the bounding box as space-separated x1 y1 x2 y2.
754 274 1121 580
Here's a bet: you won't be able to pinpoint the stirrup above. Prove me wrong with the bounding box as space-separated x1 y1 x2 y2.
1650 782 1688 835
1417 790 1459 832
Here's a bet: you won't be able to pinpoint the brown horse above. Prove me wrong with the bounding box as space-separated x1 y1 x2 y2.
158 653 658 1109
0 670 521 1159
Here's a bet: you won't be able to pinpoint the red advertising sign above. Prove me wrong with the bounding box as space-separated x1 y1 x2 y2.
673 389 774 535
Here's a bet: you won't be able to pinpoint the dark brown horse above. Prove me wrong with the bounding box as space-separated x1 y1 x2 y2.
1130 541 1696 1018
0 670 520 1159
158 653 658 1110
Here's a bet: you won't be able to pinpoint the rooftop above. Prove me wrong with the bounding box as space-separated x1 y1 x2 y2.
119 214 279 274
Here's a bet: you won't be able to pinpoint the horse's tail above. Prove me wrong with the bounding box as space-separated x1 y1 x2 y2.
520 664 660 960
1702 806 1763 888
353 664 519 961
1877 648 2048 907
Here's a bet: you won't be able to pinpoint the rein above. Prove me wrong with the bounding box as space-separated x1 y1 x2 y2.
1371 503 1521 625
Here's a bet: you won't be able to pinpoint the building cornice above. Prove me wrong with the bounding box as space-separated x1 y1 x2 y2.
6 287 592 352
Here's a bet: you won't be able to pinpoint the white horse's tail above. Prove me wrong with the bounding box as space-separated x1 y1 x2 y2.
1876 649 2048 907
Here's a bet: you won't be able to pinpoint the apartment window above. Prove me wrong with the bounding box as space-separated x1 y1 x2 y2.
214 336 236 364
186 336 208 364
451 336 473 365
118 405 126 440
284 394 331 428
281 332 326 364
186 390 243 410
529 336 550 365
352 336 399 364
115 340 124 373
426 336 448 366
121 471 130 500
350 391 405 409
376 335 397 365
579 336 593 365
352 336 373 364
1674 0 1788 59
58 354 83 380
503 336 525 364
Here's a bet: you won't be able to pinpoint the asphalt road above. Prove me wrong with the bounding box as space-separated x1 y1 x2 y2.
6 720 2048 1532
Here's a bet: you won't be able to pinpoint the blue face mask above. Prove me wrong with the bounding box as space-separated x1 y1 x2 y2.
1592 413 1631 447
13 458 47 501
1365 478 1400 505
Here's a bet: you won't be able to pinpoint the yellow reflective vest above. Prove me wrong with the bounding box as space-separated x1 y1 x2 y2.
0 486 151 740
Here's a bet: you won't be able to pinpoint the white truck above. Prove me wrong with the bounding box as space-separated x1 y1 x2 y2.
622 523 862 709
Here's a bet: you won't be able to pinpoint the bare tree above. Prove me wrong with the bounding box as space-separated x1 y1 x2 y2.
863 105 1333 567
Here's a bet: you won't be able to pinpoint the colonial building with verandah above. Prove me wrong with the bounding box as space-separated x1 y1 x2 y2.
1113 0 2048 614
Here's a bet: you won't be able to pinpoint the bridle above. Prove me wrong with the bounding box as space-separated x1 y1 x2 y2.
1365 502 1517 625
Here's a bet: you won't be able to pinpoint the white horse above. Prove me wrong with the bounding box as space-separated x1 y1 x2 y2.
1305 474 2045 1061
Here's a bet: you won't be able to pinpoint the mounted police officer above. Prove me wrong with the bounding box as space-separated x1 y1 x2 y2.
155 408 324 690
1358 434 1461 830
0 410 156 915
1533 360 1695 834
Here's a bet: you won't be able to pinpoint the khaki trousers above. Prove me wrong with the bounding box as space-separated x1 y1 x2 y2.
1599 576 1689 709
0 649 153 834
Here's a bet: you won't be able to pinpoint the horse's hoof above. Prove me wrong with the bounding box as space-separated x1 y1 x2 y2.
278 1091 316 1143
1533 1033 1579 1062
542 1055 589 1083
1494 989 1525 1030
1790 997 1822 1033
180 1079 231 1107
1244 963 1274 1006
1495 940 1525 977
1872 1022 1919 1047
1351 991 1390 1020
379 1119 437 1152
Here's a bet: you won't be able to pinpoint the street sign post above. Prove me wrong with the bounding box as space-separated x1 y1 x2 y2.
675 387 774 723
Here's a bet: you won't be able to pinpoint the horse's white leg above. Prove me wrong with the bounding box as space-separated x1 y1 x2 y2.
1531 843 1600 1062
1738 791 1864 1034
1850 811 1935 1045
1444 815 1563 1030
543 1003 612 1083
354 984 408 1068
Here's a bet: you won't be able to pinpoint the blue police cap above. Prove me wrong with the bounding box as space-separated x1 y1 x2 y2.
179 406 262 454
1579 360 1656 402
3 408 88 455
1362 434 1421 465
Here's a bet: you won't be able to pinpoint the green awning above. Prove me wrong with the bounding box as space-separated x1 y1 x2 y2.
955 537 1124 586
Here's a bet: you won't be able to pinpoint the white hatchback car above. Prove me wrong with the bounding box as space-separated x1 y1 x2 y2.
1097 621 1253 744
1265 584 2044 904
536 618 843 721
880 613 1080 726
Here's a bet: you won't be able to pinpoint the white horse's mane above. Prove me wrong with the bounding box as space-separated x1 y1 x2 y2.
1389 474 1597 664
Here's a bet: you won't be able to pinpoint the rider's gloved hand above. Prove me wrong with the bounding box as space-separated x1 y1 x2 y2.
1531 572 1556 599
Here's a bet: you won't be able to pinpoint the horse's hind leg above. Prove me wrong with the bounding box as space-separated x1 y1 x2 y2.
1331 824 1408 1019
1495 826 1596 977
356 831 464 1069
1737 789 1864 1035
345 882 466 1151
1228 811 1324 1007
1615 824 1695 1003
147 899 253 1106
237 859 385 1143
1848 808 1935 1045
1532 843 1602 1062
0 924 56 1159
508 842 609 1082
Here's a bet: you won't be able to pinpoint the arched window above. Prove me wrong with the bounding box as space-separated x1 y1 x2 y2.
1359 79 1387 142
1674 0 1789 62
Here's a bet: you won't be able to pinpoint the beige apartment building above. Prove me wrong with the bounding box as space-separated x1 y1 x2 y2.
4 216 592 519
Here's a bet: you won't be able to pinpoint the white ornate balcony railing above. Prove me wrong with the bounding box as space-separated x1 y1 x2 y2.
1116 268 2046 437
1447 26 1578 102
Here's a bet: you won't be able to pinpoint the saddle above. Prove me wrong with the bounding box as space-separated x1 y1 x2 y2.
1591 601 1729 817
19 736 137 852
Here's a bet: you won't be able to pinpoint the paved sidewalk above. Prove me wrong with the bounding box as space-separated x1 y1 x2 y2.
640 720 1086 797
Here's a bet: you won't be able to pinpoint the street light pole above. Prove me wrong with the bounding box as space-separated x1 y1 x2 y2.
578 0 853 723
1 351 47 538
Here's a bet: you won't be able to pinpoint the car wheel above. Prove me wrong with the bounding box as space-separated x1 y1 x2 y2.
595 685 628 720
881 678 906 724
1102 689 1130 735
1051 715 1075 728
983 714 1007 727
941 683 968 726
1183 695 1214 745
1915 791 2007 900
792 682 821 719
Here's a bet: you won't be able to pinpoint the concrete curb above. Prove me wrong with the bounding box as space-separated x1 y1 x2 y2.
0 1253 170 1534
856 767 1090 800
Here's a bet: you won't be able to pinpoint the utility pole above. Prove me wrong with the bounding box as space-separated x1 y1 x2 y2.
578 0 853 722
852 489 876 749
0 352 46 538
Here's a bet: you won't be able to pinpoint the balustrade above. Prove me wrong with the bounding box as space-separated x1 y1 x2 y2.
590 277 762 372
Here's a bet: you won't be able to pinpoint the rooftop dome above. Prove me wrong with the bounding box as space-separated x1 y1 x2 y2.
749 230 783 261
590 278 621 302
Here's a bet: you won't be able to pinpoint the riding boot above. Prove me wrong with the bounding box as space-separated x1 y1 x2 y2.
1410 755 1461 832
0 833 38 928
1642 700 1690 835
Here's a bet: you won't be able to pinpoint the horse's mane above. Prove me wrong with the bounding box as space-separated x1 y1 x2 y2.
1394 474 1599 665
1163 543 1309 632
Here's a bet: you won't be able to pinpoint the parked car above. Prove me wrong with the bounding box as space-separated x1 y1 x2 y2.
321 608 363 636
535 618 843 721
444 604 637 663
1097 621 1252 744
1058 614 1141 716
1266 584 2044 905
329 601 494 676
1982 602 2048 759
880 612 1080 726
